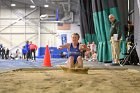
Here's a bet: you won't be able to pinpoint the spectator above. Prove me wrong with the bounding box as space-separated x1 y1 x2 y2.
109 14 122 64
22 46 27 59
1 47 5 59
29 41 37 61
60 52 67 58
25 41 30 61
16 49 21 59
5 48 9 59
0 46 2 59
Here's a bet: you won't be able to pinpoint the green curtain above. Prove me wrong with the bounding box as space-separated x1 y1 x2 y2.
92 0 127 62
79 0 97 44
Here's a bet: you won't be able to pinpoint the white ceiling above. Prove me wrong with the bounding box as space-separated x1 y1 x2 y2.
10 0 79 13
0 0 79 22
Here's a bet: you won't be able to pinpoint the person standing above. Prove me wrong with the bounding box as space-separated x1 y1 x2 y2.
29 41 37 61
0 46 2 59
22 46 27 59
5 48 9 59
25 41 30 61
1 47 5 59
109 14 122 64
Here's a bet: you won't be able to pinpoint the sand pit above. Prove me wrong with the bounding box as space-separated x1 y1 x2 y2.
0 68 140 93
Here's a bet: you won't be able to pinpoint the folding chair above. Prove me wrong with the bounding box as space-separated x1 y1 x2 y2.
120 43 137 66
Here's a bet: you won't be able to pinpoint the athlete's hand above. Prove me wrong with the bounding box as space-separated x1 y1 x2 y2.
57 46 63 50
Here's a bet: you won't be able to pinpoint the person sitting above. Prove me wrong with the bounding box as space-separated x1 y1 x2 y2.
16 49 22 59
60 52 67 58
84 42 91 61
92 51 97 61
10 53 17 60
58 33 90 68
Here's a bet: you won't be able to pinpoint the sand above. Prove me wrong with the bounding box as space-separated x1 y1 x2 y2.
0 69 140 93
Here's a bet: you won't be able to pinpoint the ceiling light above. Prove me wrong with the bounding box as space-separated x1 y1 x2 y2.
44 5 49 7
11 3 16 7
30 5 36 8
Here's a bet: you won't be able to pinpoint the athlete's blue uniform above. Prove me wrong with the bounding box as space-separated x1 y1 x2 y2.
68 43 81 64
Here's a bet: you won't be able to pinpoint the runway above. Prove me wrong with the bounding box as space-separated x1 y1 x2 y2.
0 58 140 73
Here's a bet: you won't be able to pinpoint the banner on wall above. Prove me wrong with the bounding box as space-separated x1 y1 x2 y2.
61 34 67 45
57 23 71 30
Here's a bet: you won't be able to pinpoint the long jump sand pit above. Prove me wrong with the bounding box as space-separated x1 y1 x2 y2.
0 68 140 93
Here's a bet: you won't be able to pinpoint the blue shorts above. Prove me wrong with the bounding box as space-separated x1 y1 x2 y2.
74 59 77 64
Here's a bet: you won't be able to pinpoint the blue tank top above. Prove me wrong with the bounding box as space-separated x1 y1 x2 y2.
68 43 81 64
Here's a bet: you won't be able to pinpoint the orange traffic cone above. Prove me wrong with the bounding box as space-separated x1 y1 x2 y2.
43 45 51 67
